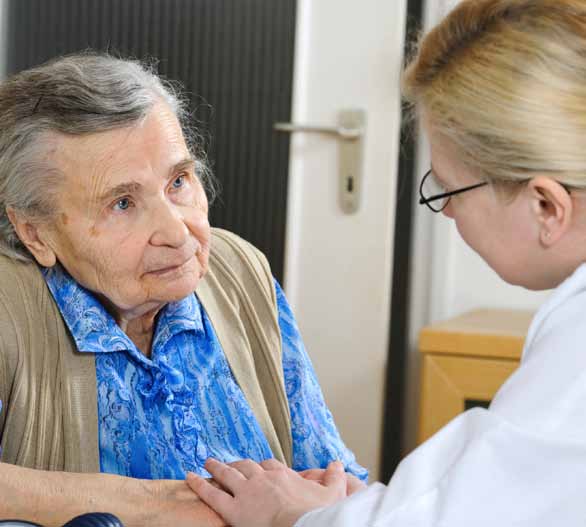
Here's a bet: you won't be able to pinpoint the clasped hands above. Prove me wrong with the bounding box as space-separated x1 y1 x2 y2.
186 458 366 527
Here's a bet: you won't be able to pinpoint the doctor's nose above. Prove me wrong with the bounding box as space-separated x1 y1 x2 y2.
441 201 455 219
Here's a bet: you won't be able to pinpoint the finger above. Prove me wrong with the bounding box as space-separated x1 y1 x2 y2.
207 478 222 489
346 473 368 496
228 459 265 479
260 458 287 471
185 472 236 522
322 461 347 495
298 468 325 482
204 458 246 493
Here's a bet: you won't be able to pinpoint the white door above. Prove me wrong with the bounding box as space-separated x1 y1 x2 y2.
283 0 407 480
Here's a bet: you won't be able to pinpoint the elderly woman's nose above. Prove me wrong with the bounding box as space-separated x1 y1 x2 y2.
149 203 190 247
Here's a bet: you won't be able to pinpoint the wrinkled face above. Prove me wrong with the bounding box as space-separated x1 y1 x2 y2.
427 126 541 288
44 102 211 319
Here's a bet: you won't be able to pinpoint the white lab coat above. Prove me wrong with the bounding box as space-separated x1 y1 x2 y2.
296 264 586 527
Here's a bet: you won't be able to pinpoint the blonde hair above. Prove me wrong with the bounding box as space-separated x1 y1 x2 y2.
403 0 586 186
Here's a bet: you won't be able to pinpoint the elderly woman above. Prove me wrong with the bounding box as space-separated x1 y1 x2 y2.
0 54 366 525
186 1 586 526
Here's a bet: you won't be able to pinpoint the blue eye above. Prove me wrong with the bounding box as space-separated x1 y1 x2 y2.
114 198 130 211
172 175 185 189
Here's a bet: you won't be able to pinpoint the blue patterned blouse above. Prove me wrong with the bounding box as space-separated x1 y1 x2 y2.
31 264 368 481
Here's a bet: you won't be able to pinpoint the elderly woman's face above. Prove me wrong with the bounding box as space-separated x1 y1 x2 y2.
44 102 210 319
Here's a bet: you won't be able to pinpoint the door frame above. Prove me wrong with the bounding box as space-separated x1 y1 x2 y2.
380 0 425 481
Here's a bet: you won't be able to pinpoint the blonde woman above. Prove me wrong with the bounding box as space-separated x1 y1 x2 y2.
185 1 586 525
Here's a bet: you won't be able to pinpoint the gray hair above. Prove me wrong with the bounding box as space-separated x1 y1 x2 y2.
0 52 213 262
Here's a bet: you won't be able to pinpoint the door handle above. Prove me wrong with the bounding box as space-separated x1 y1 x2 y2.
273 122 363 140
274 108 366 214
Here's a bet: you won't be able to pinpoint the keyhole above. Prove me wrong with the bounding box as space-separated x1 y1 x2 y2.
346 175 354 193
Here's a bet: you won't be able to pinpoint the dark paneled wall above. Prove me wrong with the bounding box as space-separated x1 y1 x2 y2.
6 0 296 281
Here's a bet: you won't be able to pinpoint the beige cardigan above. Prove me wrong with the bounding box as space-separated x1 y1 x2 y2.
0 228 292 472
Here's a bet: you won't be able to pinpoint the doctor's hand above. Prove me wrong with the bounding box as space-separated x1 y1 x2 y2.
299 467 367 496
185 458 347 527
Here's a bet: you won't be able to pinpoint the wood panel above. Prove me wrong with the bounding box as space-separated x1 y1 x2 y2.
419 309 533 360
418 353 519 444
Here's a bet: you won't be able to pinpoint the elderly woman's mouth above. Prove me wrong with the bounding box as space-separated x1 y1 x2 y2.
146 256 196 277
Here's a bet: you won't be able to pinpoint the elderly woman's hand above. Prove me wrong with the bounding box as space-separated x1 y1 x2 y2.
186 458 347 527
0 461 227 527
150 478 227 527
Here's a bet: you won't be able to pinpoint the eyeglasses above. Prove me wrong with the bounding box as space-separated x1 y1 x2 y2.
419 169 488 212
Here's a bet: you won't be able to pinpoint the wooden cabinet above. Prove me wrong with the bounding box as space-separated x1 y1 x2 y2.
417 309 534 444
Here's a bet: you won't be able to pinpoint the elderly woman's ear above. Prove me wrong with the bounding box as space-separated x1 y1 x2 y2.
6 207 57 267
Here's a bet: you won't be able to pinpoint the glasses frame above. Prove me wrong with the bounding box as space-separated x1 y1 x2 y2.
419 169 489 212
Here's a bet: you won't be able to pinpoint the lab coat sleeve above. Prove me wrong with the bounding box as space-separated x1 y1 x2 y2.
295 406 586 527
295 283 586 527
295 408 497 526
